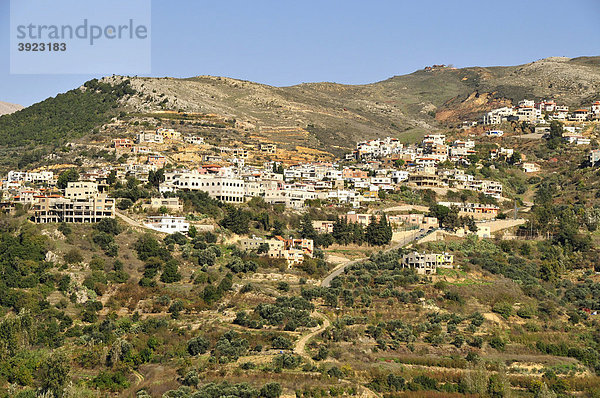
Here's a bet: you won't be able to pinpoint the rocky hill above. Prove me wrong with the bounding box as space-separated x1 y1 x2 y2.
2 56 600 157
104 56 600 153
0 101 23 116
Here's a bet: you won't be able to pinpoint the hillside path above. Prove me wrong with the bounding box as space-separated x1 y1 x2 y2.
320 228 426 287
294 312 330 362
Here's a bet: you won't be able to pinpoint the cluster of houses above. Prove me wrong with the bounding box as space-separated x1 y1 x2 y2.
0 124 518 266
112 127 278 172
481 99 600 125
349 135 504 198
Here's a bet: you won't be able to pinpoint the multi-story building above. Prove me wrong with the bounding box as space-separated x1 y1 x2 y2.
521 162 541 173
401 251 453 275
438 202 500 219
571 109 590 122
7 170 54 184
136 133 164 144
232 148 249 159
259 143 277 154
312 220 335 234
33 194 115 223
64 181 99 200
162 171 245 203
157 128 181 140
481 107 514 125
113 138 133 149
264 187 322 209
148 154 167 167
146 197 183 212
239 235 313 266
341 211 376 226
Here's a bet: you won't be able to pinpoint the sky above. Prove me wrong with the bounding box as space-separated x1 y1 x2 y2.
1 0 599 107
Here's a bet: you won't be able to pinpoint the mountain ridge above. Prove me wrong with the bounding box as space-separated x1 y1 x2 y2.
2 56 599 158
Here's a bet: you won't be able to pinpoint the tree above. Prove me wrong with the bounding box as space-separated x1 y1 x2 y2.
299 213 317 240
220 206 251 235
464 216 478 233
257 243 270 254
40 352 70 397
57 169 79 189
117 198 133 210
365 215 392 246
107 170 117 185
546 120 564 149
134 233 170 261
160 259 182 283
148 169 165 188
64 248 83 264
197 249 216 266
187 336 210 356
260 382 282 398
429 204 450 228
272 219 285 236
94 218 122 235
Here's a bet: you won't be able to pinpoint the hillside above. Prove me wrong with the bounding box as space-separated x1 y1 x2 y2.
0 101 23 116
1 56 599 159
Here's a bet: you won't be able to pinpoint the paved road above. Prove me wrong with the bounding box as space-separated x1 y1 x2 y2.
320 228 426 288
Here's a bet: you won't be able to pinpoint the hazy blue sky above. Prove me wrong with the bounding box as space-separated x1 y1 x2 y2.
1 0 599 106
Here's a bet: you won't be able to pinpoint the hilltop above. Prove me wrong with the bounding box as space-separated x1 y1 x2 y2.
1 56 599 162
0 100 23 116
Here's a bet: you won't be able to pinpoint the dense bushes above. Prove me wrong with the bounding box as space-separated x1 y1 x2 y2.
187 336 210 356
160 381 282 398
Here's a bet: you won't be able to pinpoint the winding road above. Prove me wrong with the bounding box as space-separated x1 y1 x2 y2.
293 311 331 362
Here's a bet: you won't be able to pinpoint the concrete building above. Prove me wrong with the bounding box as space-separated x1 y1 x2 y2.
239 235 313 266
144 216 189 234
146 197 183 212
312 220 335 234
259 143 277 154
184 136 205 145
33 194 115 223
401 251 454 275
521 163 541 173
157 128 181 140
163 171 245 203
64 181 99 200
148 154 167 167
113 138 133 149
136 133 164 144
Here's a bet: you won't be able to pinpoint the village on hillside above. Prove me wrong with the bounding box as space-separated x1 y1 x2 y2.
2 98 599 275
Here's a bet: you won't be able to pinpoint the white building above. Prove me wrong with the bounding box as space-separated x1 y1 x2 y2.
136 133 164 144
481 107 514 125
162 171 245 203
144 216 189 234
184 136 205 145
521 163 540 173
7 170 54 184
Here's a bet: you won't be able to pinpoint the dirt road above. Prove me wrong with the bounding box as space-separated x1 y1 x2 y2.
294 312 331 361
